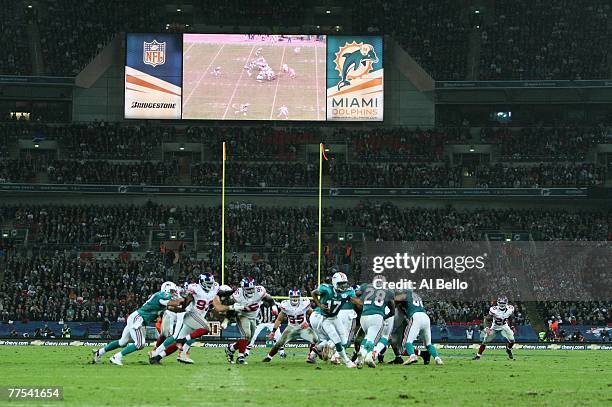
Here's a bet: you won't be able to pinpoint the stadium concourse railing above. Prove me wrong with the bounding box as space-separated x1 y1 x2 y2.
0 183 591 197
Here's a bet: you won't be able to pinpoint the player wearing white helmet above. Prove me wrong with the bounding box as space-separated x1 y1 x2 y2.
474 296 515 360
225 277 274 364
263 289 319 364
311 272 362 368
149 274 235 364
92 282 184 366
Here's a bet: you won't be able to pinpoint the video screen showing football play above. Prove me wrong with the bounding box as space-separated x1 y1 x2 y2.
124 33 383 121
182 34 326 121
1 2 611 406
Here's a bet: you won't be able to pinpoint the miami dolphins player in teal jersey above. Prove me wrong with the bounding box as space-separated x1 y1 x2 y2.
394 289 443 366
355 283 395 368
92 281 185 366
310 272 362 368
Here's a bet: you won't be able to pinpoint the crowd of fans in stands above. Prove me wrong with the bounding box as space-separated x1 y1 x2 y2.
0 1 609 81
47 160 179 185
479 0 610 80
474 163 605 188
1 202 609 254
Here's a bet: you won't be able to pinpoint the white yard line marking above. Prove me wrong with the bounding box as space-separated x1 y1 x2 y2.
315 45 320 120
269 45 287 120
223 45 256 119
183 41 196 57
183 44 225 106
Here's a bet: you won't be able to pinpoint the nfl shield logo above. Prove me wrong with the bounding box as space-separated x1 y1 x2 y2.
143 40 166 67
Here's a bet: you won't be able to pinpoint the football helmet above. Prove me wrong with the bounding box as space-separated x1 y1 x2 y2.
497 296 508 311
199 273 215 292
289 288 301 306
241 277 256 297
161 281 178 296
332 272 349 292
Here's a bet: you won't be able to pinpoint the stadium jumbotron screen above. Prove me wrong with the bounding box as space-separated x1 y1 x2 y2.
124 33 383 121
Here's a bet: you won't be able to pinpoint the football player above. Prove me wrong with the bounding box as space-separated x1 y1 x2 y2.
235 103 249 116
277 105 289 119
263 289 318 363
225 277 275 364
150 274 236 364
92 281 184 366
310 272 362 368
473 296 515 360
395 289 443 366
212 66 221 76
248 301 284 358
355 283 395 368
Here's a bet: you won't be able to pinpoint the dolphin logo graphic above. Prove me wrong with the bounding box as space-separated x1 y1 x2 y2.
337 44 379 90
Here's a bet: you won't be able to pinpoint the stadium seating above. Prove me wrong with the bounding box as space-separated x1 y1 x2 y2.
479 0 610 80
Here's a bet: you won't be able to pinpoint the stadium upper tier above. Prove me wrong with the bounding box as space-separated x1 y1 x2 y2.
1 0 609 80
0 122 609 187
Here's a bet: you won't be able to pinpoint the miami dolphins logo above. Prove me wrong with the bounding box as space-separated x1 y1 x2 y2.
334 41 379 90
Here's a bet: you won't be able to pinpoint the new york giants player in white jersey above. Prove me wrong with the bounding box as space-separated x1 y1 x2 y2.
225 277 274 365
473 296 516 360
150 274 238 364
248 302 284 358
263 289 319 364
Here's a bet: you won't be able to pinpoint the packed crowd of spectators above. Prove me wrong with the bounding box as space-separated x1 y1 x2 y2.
474 163 605 188
191 162 317 187
0 160 37 183
0 254 166 322
348 127 463 162
481 126 606 161
331 163 462 187
479 0 610 80
199 0 303 27
47 160 179 185
352 0 468 80
542 301 611 326
4 202 608 254
38 0 165 76
0 4 31 75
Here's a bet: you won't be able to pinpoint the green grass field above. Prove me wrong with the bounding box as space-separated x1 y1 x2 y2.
182 39 326 121
0 346 610 406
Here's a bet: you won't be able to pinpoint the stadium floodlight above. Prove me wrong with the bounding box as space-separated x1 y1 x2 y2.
475 9 480 14
177 8 181 12
179 144 185 151
326 10 331 14
34 143 40 148
469 146 475 152
27 4 32 8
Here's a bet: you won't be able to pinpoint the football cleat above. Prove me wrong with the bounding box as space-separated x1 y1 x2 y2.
389 356 404 364
434 356 444 365
345 360 357 368
306 353 317 364
262 356 272 363
365 352 376 368
110 353 123 366
472 354 481 360
279 351 287 359
402 354 418 365
236 356 247 365
330 353 341 365
91 349 102 364
177 351 194 364
355 352 365 369
506 348 514 359
421 350 431 365
225 344 235 364
149 354 162 365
